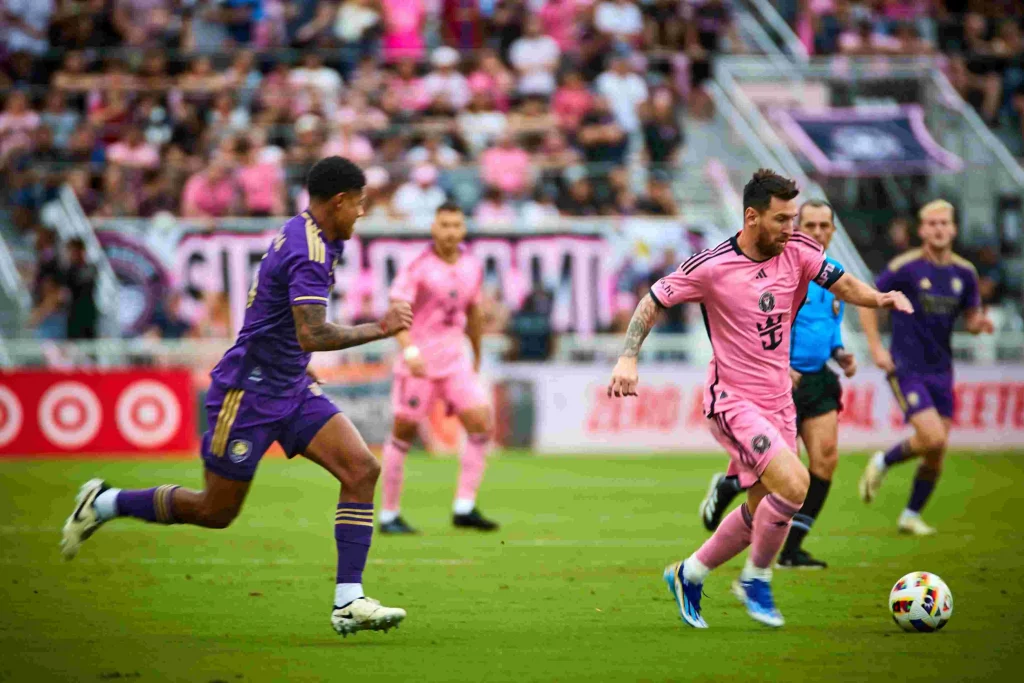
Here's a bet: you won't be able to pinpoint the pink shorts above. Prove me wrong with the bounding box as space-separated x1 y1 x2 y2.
391 368 490 422
708 400 797 489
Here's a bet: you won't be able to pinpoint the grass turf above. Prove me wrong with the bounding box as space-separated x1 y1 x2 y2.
1 451 1023 682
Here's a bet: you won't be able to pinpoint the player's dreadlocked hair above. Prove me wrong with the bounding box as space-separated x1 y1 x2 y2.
743 169 799 214
307 156 366 201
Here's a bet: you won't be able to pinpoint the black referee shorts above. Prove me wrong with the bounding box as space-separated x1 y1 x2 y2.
793 367 843 427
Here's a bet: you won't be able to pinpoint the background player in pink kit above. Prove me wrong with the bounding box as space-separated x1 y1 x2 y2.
608 169 913 628
379 202 498 534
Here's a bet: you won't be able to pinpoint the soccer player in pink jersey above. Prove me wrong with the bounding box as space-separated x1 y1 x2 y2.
379 202 499 533
608 169 913 628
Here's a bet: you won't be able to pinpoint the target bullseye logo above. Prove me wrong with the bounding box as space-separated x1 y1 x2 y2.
0 385 24 448
38 382 102 449
116 380 181 448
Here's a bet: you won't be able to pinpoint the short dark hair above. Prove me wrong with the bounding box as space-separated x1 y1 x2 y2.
798 199 834 224
68 237 86 250
743 169 799 214
307 156 366 201
436 200 463 215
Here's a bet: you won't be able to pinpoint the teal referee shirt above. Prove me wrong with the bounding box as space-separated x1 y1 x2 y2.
791 256 845 373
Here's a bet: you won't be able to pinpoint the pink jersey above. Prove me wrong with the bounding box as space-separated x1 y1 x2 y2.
389 245 483 378
650 233 844 415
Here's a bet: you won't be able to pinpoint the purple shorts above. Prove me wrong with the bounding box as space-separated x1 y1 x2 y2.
201 381 341 482
887 371 954 421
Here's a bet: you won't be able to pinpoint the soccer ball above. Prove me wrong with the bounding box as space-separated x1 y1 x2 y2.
889 571 953 632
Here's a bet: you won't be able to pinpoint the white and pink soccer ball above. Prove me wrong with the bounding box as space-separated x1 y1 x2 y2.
889 571 954 632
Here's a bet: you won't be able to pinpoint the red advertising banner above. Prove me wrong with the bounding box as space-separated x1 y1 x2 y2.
0 369 196 456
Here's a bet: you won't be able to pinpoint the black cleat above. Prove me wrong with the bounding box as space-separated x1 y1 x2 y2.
777 549 827 570
453 508 499 531
699 473 742 532
379 516 419 534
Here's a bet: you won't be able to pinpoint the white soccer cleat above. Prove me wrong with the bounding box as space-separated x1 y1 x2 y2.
331 597 406 637
858 452 886 503
61 478 109 560
898 514 937 536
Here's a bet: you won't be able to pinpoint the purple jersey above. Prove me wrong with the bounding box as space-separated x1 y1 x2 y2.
210 211 344 397
875 249 980 374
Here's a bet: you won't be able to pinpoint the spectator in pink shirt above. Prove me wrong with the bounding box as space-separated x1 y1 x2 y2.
552 71 594 132
106 126 160 170
235 137 285 217
480 132 532 197
388 58 430 112
467 49 515 112
382 0 426 62
182 159 238 218
540 0 580 53
321 110 375 163
0 91 41 165
475 187 517 226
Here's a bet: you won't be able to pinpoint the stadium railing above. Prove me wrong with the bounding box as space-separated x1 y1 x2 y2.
2 330 1019 371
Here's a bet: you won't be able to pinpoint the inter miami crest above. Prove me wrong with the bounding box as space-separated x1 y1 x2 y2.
758 291 776 313
751 435 771 455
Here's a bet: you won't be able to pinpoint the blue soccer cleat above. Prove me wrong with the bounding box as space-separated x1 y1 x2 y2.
732 578 785 627
663 562 708 628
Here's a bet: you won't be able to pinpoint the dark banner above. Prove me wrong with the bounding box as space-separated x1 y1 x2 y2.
772 105 963 177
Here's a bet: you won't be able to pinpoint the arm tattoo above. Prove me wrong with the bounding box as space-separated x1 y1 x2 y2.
622 294 661 358
291 304 386 352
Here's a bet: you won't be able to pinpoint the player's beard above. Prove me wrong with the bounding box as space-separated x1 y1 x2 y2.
757 228 788 257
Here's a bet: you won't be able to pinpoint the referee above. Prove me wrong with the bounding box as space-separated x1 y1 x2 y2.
699 199 856 569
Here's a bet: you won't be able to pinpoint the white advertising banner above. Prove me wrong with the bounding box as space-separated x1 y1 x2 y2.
497 364 1024 453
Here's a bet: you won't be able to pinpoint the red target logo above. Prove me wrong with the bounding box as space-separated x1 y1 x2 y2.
0 385 24 448
116 380 181 448
38 382 102 449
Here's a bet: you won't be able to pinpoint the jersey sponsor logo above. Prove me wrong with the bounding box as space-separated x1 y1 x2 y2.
756 314 785 351
951 277 963 294
919 277 932 290
907 391 920 407
755 268 768 280
228 439 253 463
758 291 776 313
751 434 771 455
248 367 263 383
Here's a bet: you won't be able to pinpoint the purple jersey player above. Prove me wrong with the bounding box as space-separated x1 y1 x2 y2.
858 200 993 536
61 157 415 637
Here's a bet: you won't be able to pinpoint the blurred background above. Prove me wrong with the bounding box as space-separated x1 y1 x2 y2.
1 0 1023 457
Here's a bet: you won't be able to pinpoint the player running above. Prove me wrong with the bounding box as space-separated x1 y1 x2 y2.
61 157 414 637
698 200 856 569
857 200 993 535
378 202 498 534
608 170 913 628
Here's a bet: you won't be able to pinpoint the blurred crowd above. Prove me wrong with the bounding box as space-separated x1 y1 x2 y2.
782 0 1024 148
0 0 748 237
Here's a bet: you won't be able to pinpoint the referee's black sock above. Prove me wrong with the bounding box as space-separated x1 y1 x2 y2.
783 473 831 554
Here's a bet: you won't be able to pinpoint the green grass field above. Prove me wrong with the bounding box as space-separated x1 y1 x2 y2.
2 451 1023 682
